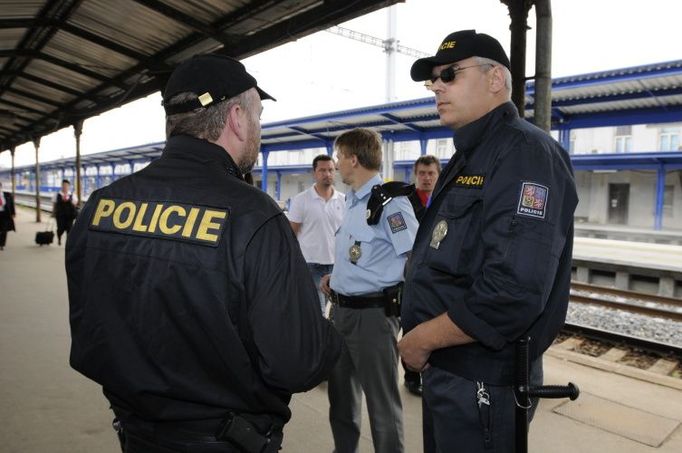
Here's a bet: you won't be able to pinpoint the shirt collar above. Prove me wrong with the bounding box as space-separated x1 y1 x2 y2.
453 101 518 154
163 135 244 180
311 184 339 201
350 174 382 204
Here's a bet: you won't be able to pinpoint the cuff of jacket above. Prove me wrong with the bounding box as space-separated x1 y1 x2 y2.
447 299 507 351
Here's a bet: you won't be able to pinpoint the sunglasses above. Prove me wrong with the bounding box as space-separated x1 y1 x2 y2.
424 63 493 88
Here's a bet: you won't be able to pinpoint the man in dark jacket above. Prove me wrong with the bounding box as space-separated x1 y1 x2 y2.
66 54 343 453
399 30 578 453
0 181 16 250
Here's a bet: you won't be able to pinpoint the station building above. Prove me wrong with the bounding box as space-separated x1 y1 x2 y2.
2 60 682 234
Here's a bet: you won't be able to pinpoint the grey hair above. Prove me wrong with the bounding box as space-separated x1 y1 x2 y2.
474 56 512 97
165 91 252 141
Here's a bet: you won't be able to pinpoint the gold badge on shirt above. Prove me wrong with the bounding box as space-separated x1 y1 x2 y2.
349 241 362 264
430 220 448 249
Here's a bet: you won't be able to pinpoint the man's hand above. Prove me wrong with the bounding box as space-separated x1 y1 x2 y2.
398 324 432 372
320 274 332 296
399 313 476 371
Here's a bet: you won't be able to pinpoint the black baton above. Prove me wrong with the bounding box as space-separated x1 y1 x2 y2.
514 337 579 453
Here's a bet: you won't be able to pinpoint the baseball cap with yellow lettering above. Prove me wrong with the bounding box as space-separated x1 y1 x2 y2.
163 54 275 115
410 29 511 81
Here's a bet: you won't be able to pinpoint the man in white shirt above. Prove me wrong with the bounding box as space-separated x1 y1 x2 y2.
289 154 345 314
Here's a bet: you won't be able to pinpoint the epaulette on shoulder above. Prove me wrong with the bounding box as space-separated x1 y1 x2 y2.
366 181 415 225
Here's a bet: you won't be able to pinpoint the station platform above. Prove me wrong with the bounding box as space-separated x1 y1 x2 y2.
575 223 682 245
1 207 681 452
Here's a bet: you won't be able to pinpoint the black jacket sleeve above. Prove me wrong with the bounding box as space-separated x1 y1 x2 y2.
243 213 343 392
448 137 578 350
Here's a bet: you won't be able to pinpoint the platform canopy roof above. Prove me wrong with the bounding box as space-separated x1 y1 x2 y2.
0 0 401 153
260 59 682 151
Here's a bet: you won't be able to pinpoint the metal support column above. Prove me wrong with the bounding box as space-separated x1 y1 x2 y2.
654 164 666 230
261 151 269 193
276 171 282 201
96 164 101 189
504 0 532 117
74 121 83 208
385 6 397 102
10 147 16 196
534 0 553 132
558 127 571 152
419 138 428 156
326 142 334 156
33 137 41 222
383 138 395 181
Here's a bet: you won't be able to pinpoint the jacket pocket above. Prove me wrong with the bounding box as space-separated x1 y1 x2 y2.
424 195 481 276
503 216 555 292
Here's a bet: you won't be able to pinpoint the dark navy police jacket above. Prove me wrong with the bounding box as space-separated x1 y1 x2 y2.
67 135 342 423
402 102 578 385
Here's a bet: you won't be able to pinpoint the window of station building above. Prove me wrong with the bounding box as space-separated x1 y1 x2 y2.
435 139 449 158
614 126 632 153
664 185 674 215
659 127 680 151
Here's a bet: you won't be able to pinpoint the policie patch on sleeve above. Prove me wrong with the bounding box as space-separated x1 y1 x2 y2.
517 182 548 219
88 198 229 247
387 212 407 234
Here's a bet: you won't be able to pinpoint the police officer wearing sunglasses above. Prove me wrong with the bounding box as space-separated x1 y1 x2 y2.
66 54 343 452
399 30 578 452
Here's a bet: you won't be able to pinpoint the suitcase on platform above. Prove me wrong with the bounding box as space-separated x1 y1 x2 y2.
35 221 55 246
35 231 54 246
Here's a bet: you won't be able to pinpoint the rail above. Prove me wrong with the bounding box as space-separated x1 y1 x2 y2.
570 281 682 322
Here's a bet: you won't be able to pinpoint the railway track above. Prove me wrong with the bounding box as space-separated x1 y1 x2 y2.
556 283 682 380
570 281 682 322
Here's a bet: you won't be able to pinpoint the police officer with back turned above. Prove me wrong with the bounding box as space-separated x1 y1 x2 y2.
399 30 578 452
66 54 342 453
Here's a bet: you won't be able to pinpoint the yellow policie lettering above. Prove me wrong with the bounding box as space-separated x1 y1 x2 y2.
196 210 227 242
159 205 186 235
131 202 149 232
182 207 200 238
148 203 164 233
439 40 456 50
113 202 136 229
90 198 228 245
455 175 485 186
91 199 115 226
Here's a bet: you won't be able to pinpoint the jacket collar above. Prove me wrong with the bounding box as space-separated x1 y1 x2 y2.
453 101 518 154
163 135 245 180
431 102 517 201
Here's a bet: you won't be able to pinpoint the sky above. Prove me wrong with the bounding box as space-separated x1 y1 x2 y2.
2 0 682 169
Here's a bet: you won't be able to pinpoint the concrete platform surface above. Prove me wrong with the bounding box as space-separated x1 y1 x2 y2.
573 237 682 273
1 207 681 452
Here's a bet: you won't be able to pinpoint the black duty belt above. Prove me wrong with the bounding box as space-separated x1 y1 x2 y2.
333 291 388 309
114 411 283 453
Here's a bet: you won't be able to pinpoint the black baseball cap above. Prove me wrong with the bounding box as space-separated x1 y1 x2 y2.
162 54 275 115
411 30 510 81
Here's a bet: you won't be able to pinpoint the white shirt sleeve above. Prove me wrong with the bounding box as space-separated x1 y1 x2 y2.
288 192 305 223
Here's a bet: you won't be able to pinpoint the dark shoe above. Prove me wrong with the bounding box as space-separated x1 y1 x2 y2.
58 238 61 246
404 380 422 396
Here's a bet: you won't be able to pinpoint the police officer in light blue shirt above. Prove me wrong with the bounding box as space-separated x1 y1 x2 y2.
320 128 418 453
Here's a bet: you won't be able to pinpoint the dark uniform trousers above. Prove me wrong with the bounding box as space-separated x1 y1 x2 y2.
328 306 404 453
422 359 542 453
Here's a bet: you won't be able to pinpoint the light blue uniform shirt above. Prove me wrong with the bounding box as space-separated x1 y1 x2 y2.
330 174 418 296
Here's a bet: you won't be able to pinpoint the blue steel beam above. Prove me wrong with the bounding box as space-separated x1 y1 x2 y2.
655 165 665 230
380 113 425 133
561 106 682 129
526 60 682 95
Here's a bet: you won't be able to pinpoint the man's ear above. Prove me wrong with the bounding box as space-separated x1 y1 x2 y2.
227 103 246 142
489 66 505 94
